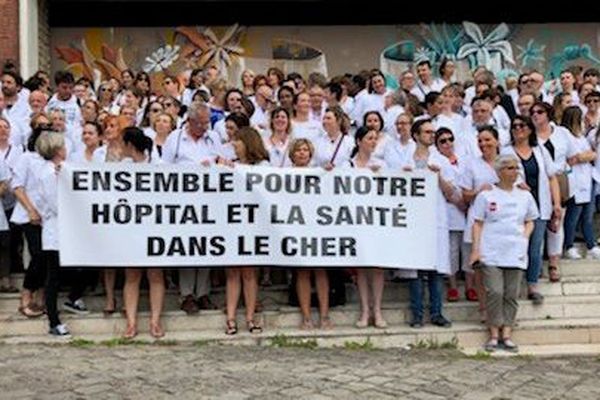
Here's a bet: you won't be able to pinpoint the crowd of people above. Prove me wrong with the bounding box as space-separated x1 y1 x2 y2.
1 57 599 352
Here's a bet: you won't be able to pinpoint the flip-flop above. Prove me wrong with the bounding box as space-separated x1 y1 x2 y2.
18 306 43 318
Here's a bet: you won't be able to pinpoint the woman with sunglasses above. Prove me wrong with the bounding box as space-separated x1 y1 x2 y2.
470 154 538 353
97 82 115 114
434 127 474 302
584 92 600 131
501 115 561 304
561 106 600 260
531 101 578 279
140 101 164 138
134 72 152 111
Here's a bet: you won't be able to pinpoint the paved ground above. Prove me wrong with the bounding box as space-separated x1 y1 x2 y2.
1 344 600 400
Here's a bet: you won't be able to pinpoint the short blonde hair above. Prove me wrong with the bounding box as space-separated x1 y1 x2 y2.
494 154 519 173
288 138 315 163
35 131 65 160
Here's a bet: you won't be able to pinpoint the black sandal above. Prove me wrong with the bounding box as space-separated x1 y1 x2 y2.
247 320 263 334
225 319 238 335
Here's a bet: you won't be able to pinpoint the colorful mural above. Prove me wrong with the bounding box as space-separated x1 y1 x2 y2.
51 22 600 89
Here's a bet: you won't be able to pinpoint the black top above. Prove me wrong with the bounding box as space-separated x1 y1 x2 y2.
519 152 540 208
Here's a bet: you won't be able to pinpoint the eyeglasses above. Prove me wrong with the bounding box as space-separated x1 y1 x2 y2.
437 137 454 145
511 123 527 130
531 109 546 115
586 98 600 104
502 166 519 170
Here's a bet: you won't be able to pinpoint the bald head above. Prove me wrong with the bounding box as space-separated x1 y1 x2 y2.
29 90 48 113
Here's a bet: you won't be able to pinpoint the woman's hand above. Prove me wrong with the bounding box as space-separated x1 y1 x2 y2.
469 250 480 268
28 208 41 225
517 182 531 191
370 165 381 173
324 162 334 171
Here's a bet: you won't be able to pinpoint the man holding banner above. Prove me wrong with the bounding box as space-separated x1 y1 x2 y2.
402 119 454 328
161 102 224 313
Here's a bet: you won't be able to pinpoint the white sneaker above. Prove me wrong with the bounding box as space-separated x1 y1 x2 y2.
49 324 71 336
565 247 583 260
586 246 600 260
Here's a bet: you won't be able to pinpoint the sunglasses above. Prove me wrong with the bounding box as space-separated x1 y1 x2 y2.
531 109 546 115
100 87 112 92
511 123 527 130
502 166 519 170
438 137 454 145
150 108 162 113
586 98 600 104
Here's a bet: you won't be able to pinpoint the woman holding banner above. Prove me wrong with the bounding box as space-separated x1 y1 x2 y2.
290 138 334 330
314 106 353 307
348 127 387 328
93 115 128 316
121 127 166 339
470 154 538 352
223 127 269 335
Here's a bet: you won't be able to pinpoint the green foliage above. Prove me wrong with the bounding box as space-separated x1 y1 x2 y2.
269 334 318 349
343 338 375 351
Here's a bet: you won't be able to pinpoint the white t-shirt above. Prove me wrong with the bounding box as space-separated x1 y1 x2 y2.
46 94 83 130
383 137 416 170
291 119 322 143
38 161 59 250
457 156 499 243
0 160 11 231
10 152 46 225
312 132 354 168
471 186 539 269
567 134 594 204
263 135 293 167
382 105 405 137
0 144 24 210
402 150 452 274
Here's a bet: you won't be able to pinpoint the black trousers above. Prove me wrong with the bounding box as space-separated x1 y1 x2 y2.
21 223 46 291
45 250 61 328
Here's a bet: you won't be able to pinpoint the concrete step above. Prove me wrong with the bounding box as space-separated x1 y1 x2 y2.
3 317 600 350
3 272 600 313
3 294 600 336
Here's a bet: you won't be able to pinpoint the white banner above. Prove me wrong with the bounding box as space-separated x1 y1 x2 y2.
58 163 438 269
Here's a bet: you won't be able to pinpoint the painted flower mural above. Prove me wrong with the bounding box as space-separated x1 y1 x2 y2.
175 24 246 72
457 22 515 70
516 39 546 68
55 39 129 86
142 44 180 73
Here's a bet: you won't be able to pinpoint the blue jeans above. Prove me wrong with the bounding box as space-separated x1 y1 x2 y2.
409 271 442 321
527 219 547 285
564 198 596 250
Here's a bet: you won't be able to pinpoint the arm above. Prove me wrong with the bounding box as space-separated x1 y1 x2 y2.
470 220 484 266
524 220 535 239
14 187 41 224
549 175 561 215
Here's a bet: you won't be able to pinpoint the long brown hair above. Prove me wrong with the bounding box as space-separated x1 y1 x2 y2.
236 127 270 165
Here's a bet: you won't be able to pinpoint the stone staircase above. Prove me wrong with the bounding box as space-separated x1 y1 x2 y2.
2 259 600 355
